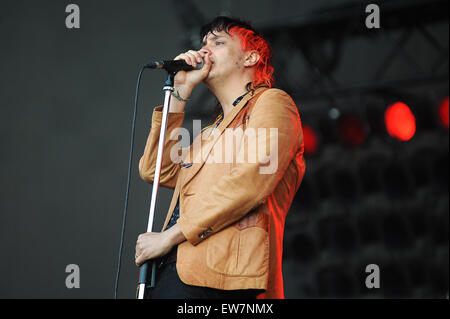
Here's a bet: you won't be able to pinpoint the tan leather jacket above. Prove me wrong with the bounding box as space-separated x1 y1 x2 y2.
139 87 305 298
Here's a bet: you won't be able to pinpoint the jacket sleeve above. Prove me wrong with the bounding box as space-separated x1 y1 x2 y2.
138 106 185 189
177 89 303 245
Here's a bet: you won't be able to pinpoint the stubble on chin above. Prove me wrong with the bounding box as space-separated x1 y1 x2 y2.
203 67 216 86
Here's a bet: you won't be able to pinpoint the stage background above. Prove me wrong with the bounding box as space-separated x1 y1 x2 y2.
0 0 448 298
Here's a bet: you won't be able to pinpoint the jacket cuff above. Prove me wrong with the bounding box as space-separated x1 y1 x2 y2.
177 215 212 246
152 105 185 127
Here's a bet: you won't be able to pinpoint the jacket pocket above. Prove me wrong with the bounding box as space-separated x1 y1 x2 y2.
206 226 269 277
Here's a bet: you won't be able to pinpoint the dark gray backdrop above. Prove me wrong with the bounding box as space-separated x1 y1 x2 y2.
1 0 448 299
0 0 340 299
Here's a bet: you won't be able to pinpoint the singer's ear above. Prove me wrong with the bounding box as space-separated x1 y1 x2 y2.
243 50 260 67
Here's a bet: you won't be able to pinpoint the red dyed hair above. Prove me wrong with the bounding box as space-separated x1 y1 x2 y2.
229 26 275 89
199 17 275 128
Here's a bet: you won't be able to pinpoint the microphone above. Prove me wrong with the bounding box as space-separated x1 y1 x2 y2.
145 60 204 73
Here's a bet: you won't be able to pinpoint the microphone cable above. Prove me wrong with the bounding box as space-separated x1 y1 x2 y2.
114 66 146 299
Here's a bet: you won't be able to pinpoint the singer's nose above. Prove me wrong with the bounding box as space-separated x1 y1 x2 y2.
200 48 211 56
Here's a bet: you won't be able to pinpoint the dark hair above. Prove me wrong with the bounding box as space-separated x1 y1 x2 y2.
199 16 259 41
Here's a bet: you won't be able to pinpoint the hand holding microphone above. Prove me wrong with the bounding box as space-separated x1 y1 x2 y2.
146 50 212 112
171 49 212 91
146 50 212 87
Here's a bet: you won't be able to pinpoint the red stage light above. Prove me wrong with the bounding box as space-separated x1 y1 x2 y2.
438 96 449 129
303 125 319 156
384 102 416 141
338 115 366 146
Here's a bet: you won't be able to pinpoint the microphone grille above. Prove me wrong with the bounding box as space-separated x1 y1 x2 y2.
196 60 205 70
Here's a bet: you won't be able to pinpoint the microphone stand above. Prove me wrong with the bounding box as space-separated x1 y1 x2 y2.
136 72 175 299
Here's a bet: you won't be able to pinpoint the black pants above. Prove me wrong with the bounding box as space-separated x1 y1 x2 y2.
147 262 263 299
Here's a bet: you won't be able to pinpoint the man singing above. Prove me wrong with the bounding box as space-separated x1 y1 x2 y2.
135 16 306 299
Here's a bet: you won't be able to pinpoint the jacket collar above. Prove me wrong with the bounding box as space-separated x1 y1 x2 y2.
215 87 267 136
182 87 269 187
